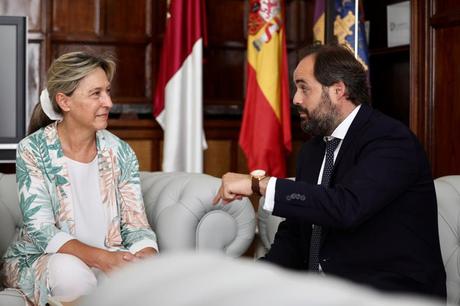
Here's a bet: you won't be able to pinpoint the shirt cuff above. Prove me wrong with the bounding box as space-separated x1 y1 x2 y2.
262 177 277 213
128 239 159 254
45 231 75 253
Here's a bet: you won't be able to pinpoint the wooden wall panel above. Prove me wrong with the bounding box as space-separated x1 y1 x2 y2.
206 0 246 44
51 44 151 104
412 0 460 177
204 140 233 177
127 140 154 171
369 52 410 126
283 0 314 99
152 0 166 90
434 0 460 15
203 0 246 111
285 0 313 44
107 119 162 171
106 0 151 37
286 140 303 177
105 45 151 103
432 26 460 176
154 0 167 33
237 147 249 173
51 0 101 37
204 49 246 107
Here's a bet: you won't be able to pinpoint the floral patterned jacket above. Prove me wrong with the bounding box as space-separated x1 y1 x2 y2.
2 122 157 305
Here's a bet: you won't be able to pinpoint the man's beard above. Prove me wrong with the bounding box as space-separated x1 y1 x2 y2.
296 88 340 136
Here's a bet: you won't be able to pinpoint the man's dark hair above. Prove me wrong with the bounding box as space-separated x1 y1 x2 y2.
301 44 370 105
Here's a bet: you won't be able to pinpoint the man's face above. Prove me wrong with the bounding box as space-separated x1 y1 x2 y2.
293 55 340 136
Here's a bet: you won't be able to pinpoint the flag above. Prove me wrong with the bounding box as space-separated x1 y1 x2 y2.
334 0 369 70
153 0 207 173
239 0 292 178
313 0 326 44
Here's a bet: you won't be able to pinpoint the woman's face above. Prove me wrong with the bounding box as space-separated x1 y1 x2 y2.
66 67 112 131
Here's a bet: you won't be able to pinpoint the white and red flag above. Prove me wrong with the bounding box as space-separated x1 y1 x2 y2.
154 0 207 173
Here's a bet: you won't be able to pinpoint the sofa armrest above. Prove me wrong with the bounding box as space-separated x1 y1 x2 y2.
257 178 295 254
140 172 256 257
257 196 285 253
0 173 22 258
434 175 460 304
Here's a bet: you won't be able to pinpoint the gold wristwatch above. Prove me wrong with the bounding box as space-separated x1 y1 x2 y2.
250 169 266 196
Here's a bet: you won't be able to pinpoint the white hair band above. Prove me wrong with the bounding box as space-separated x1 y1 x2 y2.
40 89 63 121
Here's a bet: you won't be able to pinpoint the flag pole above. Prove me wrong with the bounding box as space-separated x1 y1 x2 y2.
354 0 359 58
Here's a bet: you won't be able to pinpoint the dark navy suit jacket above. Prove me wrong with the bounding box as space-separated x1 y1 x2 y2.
263 104 446 299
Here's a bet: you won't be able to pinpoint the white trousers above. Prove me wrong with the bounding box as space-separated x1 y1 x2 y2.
47 254 105 302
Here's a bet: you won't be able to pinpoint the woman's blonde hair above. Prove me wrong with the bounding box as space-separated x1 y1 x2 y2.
28 51 116 135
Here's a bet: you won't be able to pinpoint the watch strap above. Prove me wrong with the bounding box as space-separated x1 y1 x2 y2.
251 175 266 196
251 176 261 196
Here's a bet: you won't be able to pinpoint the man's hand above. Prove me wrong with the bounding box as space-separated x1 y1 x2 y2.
134 247 157 259
212 172 252 205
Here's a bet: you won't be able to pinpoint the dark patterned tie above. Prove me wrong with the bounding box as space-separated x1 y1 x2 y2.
309 137 341 272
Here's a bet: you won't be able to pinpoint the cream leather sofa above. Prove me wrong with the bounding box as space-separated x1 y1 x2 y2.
257 176 460 305
435 176 460 304
0 171 256 306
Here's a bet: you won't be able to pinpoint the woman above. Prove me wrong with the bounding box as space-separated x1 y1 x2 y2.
2 51 158 306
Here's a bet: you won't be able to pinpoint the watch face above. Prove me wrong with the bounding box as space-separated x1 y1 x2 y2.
250 169 266 177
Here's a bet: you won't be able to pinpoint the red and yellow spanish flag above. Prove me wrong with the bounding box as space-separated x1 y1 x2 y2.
239 0 291 178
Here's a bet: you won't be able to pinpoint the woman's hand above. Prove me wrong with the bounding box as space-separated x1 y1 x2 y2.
134 247 157 259
94 250 137 273
58 240 157 274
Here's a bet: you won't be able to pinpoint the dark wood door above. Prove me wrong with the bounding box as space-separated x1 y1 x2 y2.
411 0 460 177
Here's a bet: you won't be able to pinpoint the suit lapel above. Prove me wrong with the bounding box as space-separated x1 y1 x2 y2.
298 136 326 184
322 105 373 241
333 104 373 172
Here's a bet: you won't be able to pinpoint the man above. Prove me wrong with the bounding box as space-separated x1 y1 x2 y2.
213 44 446 299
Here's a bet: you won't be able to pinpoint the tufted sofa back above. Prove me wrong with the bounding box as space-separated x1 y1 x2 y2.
0 172 256 258
139 171 255 256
